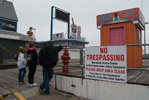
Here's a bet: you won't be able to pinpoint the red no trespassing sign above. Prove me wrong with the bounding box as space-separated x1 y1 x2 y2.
85 46 127 83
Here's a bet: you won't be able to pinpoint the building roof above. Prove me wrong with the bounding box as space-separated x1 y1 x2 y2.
0 29 35 41
0 0 18 21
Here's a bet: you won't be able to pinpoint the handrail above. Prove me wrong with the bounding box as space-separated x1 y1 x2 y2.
127 44 149 47
127 44 149 54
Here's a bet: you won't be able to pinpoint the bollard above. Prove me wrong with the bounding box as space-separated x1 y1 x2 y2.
61 49 70 73
0 95 3 100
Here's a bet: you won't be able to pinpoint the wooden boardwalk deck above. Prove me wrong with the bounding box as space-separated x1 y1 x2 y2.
0 59 149 97
127 69 149 85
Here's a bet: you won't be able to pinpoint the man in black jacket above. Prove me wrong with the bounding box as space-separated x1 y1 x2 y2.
39 41 63 95
27 43 38 86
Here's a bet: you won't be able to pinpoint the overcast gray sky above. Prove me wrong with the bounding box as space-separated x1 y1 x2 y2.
10 0 149 46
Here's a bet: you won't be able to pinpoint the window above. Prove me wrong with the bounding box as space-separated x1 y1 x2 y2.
137 29 141 44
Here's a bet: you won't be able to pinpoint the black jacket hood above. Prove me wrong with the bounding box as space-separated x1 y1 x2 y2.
44 43 54 50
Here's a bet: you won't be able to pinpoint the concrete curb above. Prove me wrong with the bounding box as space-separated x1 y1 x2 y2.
3 87 40 100
21 87 40 99
13 92 26 100
0 95 3 100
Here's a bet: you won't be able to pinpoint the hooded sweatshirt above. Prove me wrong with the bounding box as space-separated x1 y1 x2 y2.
39 43 63 68
17 52 26 69
26 48 38 65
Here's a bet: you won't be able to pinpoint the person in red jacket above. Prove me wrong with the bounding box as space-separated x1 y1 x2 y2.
26 43 38 86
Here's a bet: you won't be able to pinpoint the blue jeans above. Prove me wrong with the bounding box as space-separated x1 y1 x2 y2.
40 67 53 94
18 67 26 82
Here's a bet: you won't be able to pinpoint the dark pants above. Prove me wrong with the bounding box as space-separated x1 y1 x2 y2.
18 67 26 82
40 67 53 94
28 63 37 84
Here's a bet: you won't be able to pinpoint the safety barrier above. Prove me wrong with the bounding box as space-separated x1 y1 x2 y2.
127 44 149 59
0 46 16 65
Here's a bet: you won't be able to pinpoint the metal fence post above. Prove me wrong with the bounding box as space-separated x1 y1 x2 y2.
80 48 83 65
80 48 84 84
0 47 3 65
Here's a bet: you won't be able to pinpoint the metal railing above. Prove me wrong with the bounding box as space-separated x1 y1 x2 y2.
0 46 16 65
56 44 149 83
127 44 149 59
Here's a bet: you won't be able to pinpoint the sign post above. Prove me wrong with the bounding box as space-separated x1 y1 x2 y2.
51 6 70 40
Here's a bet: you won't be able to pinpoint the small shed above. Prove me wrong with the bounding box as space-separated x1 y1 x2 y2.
96 8 145 68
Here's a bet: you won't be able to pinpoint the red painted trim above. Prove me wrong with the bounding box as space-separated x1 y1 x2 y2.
108 25 125 45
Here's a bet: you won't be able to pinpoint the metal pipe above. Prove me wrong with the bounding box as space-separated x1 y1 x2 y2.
63 46 84 49
148 45 149 54
144 22 149 54
144 27 146 54
80 48 83 65
80 65 84 84
50 6 54 40
128 68 149 71
68 17 70 39
127 44 149 47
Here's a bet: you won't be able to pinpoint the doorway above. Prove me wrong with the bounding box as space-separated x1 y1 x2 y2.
109 27 125 45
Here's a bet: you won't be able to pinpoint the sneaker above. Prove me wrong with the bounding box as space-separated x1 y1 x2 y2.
29 84 33 87
30 83 37 87
38 86 43 94
43 91 50 95
18 81 25 85
33 83 37 86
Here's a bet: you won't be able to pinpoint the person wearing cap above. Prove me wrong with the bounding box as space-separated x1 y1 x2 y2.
26 43 38 86
16 46 27 84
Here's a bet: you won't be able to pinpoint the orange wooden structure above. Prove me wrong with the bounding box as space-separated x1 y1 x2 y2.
96 8 145 68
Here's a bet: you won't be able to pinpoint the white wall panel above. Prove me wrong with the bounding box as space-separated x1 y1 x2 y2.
54 74 149 100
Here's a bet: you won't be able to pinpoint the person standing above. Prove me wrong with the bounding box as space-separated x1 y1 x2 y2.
27 43 38 86
16 46 27 84
39 41 63 95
